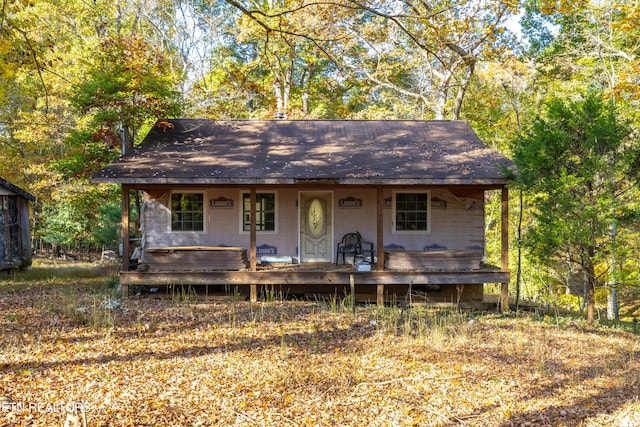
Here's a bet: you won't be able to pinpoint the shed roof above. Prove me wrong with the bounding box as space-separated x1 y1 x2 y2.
0 177 36 201
92 119 513 186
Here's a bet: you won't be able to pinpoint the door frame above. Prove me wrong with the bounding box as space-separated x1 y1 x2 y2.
298 190 334 263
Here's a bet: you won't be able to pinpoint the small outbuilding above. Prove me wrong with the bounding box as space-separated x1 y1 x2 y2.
0 177 35 272
93 119 514 307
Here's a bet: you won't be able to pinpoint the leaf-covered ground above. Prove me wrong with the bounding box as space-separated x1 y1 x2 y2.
0 271 639 426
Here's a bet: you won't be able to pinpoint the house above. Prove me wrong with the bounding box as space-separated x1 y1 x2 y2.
0 177 35 272
92 119 513 307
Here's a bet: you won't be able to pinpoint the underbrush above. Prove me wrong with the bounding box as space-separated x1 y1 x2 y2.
0 258 118 289
1 265 639 426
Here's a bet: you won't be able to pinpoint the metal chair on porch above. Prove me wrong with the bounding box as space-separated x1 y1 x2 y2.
336 232 375 265
336 232 360 265
356 231 375 263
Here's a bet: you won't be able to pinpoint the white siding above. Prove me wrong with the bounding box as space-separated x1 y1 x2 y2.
141 187 484 259
381 188 484 252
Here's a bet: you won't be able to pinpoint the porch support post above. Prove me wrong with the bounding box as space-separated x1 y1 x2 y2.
2 196 11 265
500 186 509 312
18 196 33 267
376 186 385 306
249 187 258 302
121 184 131 298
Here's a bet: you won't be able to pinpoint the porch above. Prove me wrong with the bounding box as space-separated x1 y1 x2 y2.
96 120 515 310
120 258 509 305
117 184 512 307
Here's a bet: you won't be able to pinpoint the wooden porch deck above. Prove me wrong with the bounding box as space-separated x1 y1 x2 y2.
119 262 509 304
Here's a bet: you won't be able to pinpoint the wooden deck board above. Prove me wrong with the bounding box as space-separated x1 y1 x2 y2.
120 269 509 286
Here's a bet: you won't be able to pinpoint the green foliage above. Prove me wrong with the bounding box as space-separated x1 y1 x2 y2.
511 91 639 321
71 35 182 148
51 138 119 179
41 202 87 246
93 202 121 249
514 93 632 238
36 183 121 249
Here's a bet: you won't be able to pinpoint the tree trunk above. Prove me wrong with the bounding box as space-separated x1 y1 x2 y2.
121 125 134 154
515 190 523 309
584 251 597 324
433 68 454 120
434 86 447 120
607 284 619 321
608 214 619 321
284 67 291 112
274 81 283 113
587 280 595 324
452 60 475 120
302 92 309 114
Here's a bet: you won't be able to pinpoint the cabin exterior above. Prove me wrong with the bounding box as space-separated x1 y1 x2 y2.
92 119 513 307
0 178 35 272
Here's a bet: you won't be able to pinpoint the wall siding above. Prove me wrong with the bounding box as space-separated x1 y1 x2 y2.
141 187 484 261
0 194 32 270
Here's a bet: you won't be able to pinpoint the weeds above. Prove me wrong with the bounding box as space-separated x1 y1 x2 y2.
363 304 476 348
2 259 637 343
1 262 639 426
168 284 197 303
313 289 353 313
0 259 121 332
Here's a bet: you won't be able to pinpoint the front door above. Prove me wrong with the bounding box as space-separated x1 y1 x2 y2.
299 191 332 262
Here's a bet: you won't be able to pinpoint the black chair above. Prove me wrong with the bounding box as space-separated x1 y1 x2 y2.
336 232 361 265
356 231 375 263
336 232 376 265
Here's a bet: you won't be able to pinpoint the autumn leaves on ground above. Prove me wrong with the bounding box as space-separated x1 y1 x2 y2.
0 261 638 427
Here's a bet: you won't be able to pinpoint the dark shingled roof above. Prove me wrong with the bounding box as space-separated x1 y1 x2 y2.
0 177 35 201
92 119 513 186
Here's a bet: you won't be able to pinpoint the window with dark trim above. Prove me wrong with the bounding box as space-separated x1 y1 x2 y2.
393 191 429 233
171 193 204 232
242 192 276 232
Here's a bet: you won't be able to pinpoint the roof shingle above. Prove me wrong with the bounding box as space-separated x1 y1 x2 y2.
92 119 513 186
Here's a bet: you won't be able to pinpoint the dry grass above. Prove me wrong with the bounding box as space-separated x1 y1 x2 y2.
0 261 639 426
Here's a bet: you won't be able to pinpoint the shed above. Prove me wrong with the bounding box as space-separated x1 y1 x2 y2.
93 119 514 308
0 177 35 272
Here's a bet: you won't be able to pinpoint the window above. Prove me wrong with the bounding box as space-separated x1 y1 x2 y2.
242 192 276 232
171 193 204 232
393 191 430 233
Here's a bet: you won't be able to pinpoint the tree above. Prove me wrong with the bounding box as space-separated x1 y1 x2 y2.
511 92 638 323
521 0 640 103
0 0 186 255
183 0 350 119
465 55 541 309
347 0 519 119
72 34 182 151
38 183 120 250
519 0 640 317
222 0 519 120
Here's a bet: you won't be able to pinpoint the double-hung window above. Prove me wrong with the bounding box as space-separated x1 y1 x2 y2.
171 192 204 232
393 191 430 233
242 192 276 232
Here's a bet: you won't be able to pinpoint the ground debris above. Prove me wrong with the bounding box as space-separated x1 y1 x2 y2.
0 286 638 426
